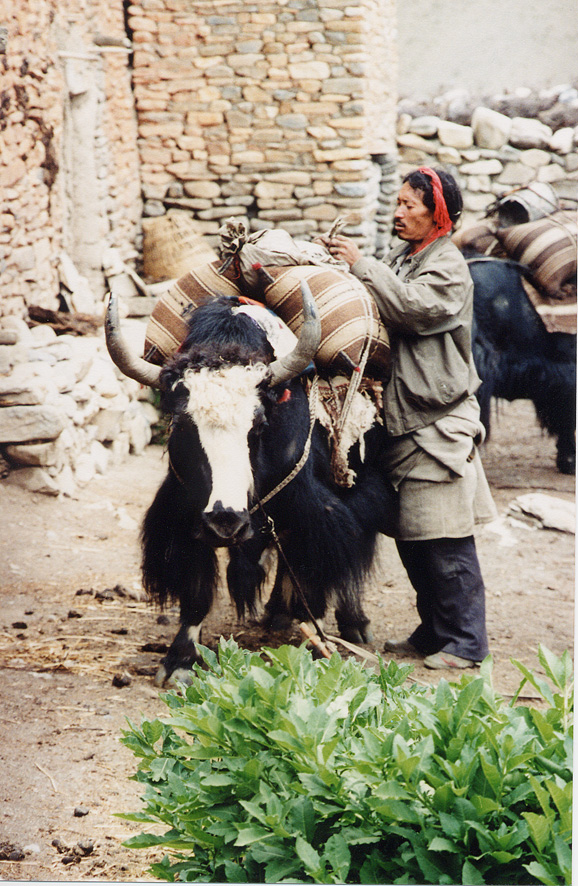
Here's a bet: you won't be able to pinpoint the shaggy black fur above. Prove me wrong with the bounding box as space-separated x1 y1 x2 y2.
140 296 395 681
468 257 576 474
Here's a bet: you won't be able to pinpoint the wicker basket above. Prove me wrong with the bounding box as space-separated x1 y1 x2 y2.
142 210 219 282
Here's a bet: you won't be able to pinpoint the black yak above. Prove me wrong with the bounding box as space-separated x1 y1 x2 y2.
468 257 576 475
106 286 393 684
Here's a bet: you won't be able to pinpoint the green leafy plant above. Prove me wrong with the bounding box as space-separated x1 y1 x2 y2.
120 641 572 884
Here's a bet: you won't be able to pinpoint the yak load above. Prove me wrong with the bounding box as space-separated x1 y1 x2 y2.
105 218 394 685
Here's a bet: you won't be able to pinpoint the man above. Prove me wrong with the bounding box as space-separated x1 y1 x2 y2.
324 167 496 669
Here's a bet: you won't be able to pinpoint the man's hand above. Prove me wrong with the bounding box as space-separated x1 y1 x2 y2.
327 234 362 268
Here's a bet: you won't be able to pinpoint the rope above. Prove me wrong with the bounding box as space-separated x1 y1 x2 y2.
335 284 373 438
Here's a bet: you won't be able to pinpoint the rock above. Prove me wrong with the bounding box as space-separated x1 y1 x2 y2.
73 807 90 817
4 440 64 468
471 107 512 150
539 100 578 130
112 671 132 687
58 253 97 314
497 162 536 186
397 132 437 153
408 115 441 137
509 117 553 150
74 452 97 486
519 148 552 168
4 466 60 496
550 127 575 155
508 493 575 534
437 120 474 149
460 158 504 176
0 405 65 443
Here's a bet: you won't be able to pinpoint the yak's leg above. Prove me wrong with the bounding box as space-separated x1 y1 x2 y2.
155 574 217 687
261 567 293 632
556 428 576 475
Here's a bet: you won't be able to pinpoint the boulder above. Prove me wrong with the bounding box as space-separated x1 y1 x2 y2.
471 107 512 150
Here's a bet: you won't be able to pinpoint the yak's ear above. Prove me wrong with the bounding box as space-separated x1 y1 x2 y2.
158 363 189 414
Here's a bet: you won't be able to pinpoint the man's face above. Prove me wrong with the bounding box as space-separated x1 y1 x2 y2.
393 182 436 247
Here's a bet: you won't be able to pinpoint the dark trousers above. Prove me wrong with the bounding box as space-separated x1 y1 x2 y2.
396 535 489 662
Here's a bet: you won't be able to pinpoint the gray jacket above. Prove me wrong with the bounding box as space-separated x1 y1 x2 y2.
351 235 481 436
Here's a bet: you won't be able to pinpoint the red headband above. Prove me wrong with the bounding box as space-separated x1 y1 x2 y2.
418 166 453 237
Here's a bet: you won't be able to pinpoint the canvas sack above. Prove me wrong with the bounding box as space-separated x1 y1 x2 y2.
496 211 577 297
261 264 390 378
143 262 242 364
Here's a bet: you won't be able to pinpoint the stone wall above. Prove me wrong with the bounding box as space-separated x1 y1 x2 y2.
1 0 141 318
129 0 398 254
0 316 155 496
396 90 578 228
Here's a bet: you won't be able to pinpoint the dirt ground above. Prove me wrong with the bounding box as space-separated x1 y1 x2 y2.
0 398 574 883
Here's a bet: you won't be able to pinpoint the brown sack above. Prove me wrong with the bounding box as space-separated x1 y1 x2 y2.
262 265 390 378
451 222 506 257
496 211 577 297
143 262 242 364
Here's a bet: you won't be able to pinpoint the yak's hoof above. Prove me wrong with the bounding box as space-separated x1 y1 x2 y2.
338 623 374 645
154 664 168 687
557 451 576 475
261 611 293 632
154 663 194 687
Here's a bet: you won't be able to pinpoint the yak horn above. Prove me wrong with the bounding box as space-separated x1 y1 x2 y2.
268 280 321 387
105 291 162 388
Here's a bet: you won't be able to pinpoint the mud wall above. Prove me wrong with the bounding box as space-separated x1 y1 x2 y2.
1 0 142 317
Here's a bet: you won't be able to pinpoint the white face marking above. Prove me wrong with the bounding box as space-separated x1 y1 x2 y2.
179 364 268 513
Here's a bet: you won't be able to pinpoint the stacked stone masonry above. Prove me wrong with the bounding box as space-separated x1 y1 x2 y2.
130 0 397 254
0 316 156 496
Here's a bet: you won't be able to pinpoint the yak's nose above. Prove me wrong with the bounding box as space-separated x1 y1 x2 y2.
201 502 254 546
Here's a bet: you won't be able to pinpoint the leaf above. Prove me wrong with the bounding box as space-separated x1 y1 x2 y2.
523 812 550 853
295 835 322 872
461 859 486 885
201 773 236 787
452 678 484 731
123 832 169 849
287 797 316 842
553 834 573 882
149 757 176 783
428 836 459 854
524 860 562 886
265 856 303 882
234 825 271 847
511 658 555 706
538 645 574 691
323 833 351 879
479 754 503 799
